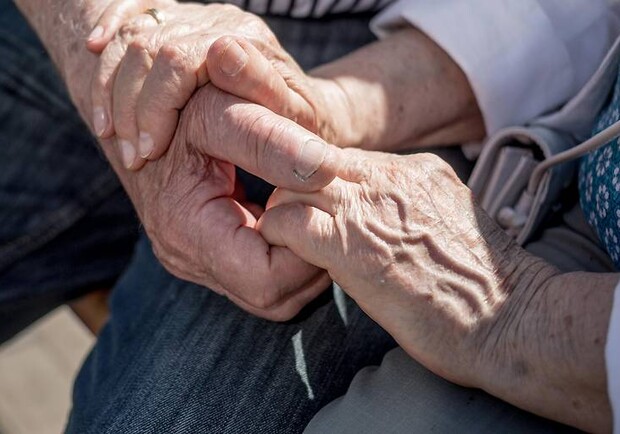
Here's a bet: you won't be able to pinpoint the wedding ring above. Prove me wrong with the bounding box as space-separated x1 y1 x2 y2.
143 8 164 25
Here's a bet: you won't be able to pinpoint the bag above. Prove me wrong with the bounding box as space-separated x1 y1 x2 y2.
468 122 620 245
468 36 620 245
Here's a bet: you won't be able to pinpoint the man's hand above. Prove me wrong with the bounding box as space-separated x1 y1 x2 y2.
85 1 485 174
14 0 342 320
120 83 340 320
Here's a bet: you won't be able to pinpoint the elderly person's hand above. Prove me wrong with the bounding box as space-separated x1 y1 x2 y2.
86 1 485 171
116 83 340 320
258 147 618 432
85 0 325 170
15 0 343 321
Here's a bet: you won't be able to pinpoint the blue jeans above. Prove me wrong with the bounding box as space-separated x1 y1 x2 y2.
0 2 586 432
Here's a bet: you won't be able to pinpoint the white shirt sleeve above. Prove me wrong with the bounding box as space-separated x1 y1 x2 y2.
608 280 620 433
370 0 613 136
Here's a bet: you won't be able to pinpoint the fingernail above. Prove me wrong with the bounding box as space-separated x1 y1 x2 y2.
139 131 154 158
119 139 136 169
88 25 104 42
93 106 107 137
220 40 248 76
294 139 327 182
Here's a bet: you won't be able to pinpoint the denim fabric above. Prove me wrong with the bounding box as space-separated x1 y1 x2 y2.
0 2 139 343
68 237 395 433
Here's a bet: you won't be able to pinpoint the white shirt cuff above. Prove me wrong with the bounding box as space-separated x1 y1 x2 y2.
370 0 610 136
608 280 620 433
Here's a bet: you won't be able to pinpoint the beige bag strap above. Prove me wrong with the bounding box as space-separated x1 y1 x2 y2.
498 119 620 230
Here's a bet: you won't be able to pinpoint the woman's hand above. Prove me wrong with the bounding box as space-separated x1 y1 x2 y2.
86 0 335 170
258 148 553 384
258 147 619 431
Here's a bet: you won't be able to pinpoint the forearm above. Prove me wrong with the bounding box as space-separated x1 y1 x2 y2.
15 1 106 113
14 0 142 202
311 27 485 151
480 258 618 432
411 186 617 432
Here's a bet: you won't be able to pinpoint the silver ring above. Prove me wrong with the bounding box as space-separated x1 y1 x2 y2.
143 8 164 25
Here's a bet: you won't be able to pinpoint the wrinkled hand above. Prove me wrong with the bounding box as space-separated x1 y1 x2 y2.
258 148 545 382
86 0 335 170
120 82 340 320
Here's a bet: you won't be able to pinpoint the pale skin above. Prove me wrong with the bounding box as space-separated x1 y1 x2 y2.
84 0 485 169
14 0 482 320
12 0 618 432
14 0 345 320
260 148 618 432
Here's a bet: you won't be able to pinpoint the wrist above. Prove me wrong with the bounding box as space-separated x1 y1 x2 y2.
472 251 559 387
471 245 614 432
310 27 484 152
308 76 361 148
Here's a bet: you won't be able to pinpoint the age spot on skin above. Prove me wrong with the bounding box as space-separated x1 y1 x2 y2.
564 315 573 328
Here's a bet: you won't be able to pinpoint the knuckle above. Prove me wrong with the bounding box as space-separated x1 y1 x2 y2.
156 43 190 72
416 152 446 171
248 283 277 310
414 153 458 181
241 13 273 41
256 119 287 173
231 107 288 173
118 21 140 40
92 71 110 95
127 37 150 55
150 238 167 263
113 113 134 137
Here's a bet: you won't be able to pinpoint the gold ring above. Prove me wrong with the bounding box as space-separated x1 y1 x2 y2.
143 8 164 25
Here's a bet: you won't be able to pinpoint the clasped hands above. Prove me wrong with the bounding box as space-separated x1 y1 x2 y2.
84 0 351 320
84 0 545 387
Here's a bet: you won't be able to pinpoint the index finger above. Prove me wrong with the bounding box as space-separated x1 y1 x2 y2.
86 0 172 53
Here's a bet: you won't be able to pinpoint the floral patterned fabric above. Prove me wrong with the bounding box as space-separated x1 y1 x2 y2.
579 65 620 268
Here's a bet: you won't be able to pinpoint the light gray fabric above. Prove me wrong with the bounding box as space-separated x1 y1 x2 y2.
305 349 578 434
527 202 616 273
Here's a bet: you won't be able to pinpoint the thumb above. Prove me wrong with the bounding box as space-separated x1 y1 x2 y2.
181 85 342 192
257 202 337 271
206 36 316 132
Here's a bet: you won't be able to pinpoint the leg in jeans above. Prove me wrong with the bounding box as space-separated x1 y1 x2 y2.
0 0 139 343
68 236 395 433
